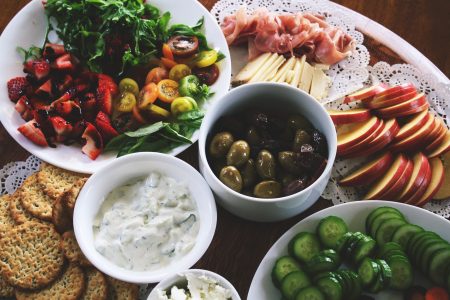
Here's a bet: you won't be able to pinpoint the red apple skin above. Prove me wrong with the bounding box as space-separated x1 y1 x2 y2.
338 120 385 156
396 153 430 201
389 115 436 153
379 159 414 200
372 83 416 102
425 128 448 154
339 152 394 186
404 164 432 204
394 110 430 141
378 102 429 119
413 158 445 207
367 89 417 109
427 131 450 158
375 93 426 116
337 117 381 153
343 84 388 104
424 119 445 145
329 109 372 125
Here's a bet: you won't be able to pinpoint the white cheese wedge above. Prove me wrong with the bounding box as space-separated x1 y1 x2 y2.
249 53 279 82
263 55 286 81
290 57 305 87
298 61 314 92
313 63 331 71
271 56 296 82
285 70 295 84
310 67 331 100
232 53 272 85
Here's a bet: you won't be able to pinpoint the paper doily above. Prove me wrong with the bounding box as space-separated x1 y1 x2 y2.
211 0 371 103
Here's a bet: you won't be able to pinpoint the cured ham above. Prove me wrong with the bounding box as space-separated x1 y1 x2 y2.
221 7 355 65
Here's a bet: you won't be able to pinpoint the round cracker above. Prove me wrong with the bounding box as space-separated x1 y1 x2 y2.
63 178 87 217
81 268 108 300
15 264 85 300
107 277 139 300
0 222 64 290
9 191 45 225
37 163 85 200
60 231 91 267
0 194 15 228
19 173 53 221
52 195 72 233
0 274 14 297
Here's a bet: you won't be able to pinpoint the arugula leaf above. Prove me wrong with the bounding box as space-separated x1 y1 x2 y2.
17 46 42 63
168 17 209 50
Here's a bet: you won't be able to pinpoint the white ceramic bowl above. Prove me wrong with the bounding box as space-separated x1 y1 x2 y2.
198 83 337 222
147 269 241 300
73 153 217 284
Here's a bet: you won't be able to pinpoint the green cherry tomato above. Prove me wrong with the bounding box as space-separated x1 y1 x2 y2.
171 97 198 115
178 75 200 98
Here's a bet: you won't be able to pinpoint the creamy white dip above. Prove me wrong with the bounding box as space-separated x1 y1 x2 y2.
93 172 199 271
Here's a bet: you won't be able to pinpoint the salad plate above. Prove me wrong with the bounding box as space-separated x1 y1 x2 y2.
248 200 450 299
0 0 231 174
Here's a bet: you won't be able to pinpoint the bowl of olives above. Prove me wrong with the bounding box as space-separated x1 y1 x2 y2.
198 83 337 222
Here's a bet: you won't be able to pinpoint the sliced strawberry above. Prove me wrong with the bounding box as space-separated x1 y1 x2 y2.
52 54 74 71
43 43 66 59
95 111 119 143
15 96 33 121
17 119 49 147
53 100 82 122
71 121 87 139
56 74 73 93
24 59 50 80
7 77 29 102
97 74 119 95
81 123 103 160
49 116 73 142
80 92 98 122
35 79 53 98
96 87 113 115
32 109 55 138
28 97 50 110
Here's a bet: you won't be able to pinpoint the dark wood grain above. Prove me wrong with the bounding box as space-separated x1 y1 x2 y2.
0 1 449 298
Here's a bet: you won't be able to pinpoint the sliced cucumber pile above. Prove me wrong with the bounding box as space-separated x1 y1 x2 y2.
271 206 450 299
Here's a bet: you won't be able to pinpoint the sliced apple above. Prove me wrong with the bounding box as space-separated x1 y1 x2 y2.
380 101 429 119
427 130 450 158
379 158 414 200
328 108 372 125
371 83 416 103
389 114 436 153
394 110 430 141
338 120 385 156
397 152 431 201
412 157 445 207
343 84 388 104
434 152 450 200
337 116 380 152
404 162 432 204
425 127 448 154
425 118 445 144
339 152 394 186
367 89 417 109
364 154 408 200
375 93 426 117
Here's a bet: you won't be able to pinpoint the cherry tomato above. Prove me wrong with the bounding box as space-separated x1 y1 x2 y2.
138 83 158 108
145 67 169 84
161 57 177 69
169 64 192 82
193 64 220 85
157 79 179 103
195 50 218 68
143 104 171 119
118 78 139 97
116 92 137 113
132 106 147 124
167 35 199 57
171 97 198 115
162 43 174 61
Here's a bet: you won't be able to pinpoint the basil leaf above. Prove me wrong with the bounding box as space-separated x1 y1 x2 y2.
104 134 132 152
160 126 192 144
176 109 204 122
124 121 167 138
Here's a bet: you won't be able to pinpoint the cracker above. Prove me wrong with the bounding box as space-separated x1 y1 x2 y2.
63 178 87 217
60 231 91 267
0 194 15 228
15 264 85 300
0 274 14 297
52 195 72 233
107 277 139 300
81 268 108 300
9 190 45 225
19 173 53 221
37 163 85 200
0 222 64 290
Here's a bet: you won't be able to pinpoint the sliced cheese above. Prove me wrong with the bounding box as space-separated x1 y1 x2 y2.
310 67 331 100
298 61 314 92
285 70 295 84
249 53 279 82
232 53 272 85
263 55 286 81
313 63 331 71
290 57 305 87
272 56 296 82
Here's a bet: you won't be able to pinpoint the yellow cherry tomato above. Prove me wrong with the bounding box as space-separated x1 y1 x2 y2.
116 92 137 113
143 103 171 119
195 50 218 68
118 78 139 96
169 64 192 82
157 79 179 103
171 97 198 115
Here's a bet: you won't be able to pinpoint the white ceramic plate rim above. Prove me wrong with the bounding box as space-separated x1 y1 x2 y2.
248 200 450 299
0 0 231 174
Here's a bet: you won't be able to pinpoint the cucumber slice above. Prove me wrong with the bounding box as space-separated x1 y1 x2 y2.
336 271 352 297
406 231 439 262
320 249 341 266
336 232 353 254
413 237 443 270
378 241 402 258
377 259 392 288
391 223 423 249
375 218 407 246
343 232 365 259
306 255 338 275
317 216 349 249
428 246 450 285
289 232 321 263
316 276 343 300
272 256 301 287
357 258 380 287
347 271 362 299
295 286 325 300
422 241 449 274
366 207 403 233
281 271 312 300
352 235 376 265
313 272 338 283
386 256 413 290
381 250 407 261
369 212 405 238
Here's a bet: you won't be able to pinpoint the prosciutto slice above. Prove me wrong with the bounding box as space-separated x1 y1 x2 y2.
221 7 355 65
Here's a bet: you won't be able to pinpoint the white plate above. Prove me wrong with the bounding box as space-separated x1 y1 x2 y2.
0 0 231 174
248 201 450 299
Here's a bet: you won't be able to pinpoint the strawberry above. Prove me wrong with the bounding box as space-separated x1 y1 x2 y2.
81 123 103 160
15 96 33 121
56 74 73 93
71 121 87 139
53 100 82 122
97 74 119 96
95 111 119 143
35 79 53 98
17 119 49 147
96 87 113 115
52 54 74 71
80 93 97 122
29 97 50 110
7 77 29 102
49 116 73 142
24 59 50 81
43 43 66 59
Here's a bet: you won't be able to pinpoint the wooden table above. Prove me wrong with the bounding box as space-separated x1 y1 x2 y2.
1 0 449 298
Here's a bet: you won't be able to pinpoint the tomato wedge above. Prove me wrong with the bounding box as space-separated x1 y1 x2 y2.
161 57 177 69
157 79 179 103
162 43 174 61
145 67 169 84
138 83 158 109
132 106 147 124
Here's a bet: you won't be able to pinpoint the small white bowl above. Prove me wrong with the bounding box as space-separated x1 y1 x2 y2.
73 153 217 284
147 269 241 300
198 83 337 222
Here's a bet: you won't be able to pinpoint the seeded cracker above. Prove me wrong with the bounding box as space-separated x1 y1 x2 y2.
107 277 139 300
37 162 85 200
52 194 73 233
63 178 87 217
0 274 14 297
9 190 46 225
60 230 91 267
19 173 53 221
0 194 15 228
0 222 64 290
81 268 108 300
15 264 85 300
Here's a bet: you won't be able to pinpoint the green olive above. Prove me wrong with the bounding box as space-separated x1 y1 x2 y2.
119 78 140 97
253 181 282 198
292 130 311 152
256 150 276 179
246 127 260 145
287 115 313 132
209 132 234 159
219 166 243 192
240 159 258 188
278 151 303 175
226 140 250 167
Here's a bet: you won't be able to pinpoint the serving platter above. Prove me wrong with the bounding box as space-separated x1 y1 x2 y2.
0 0 231 174
248 200 450 299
